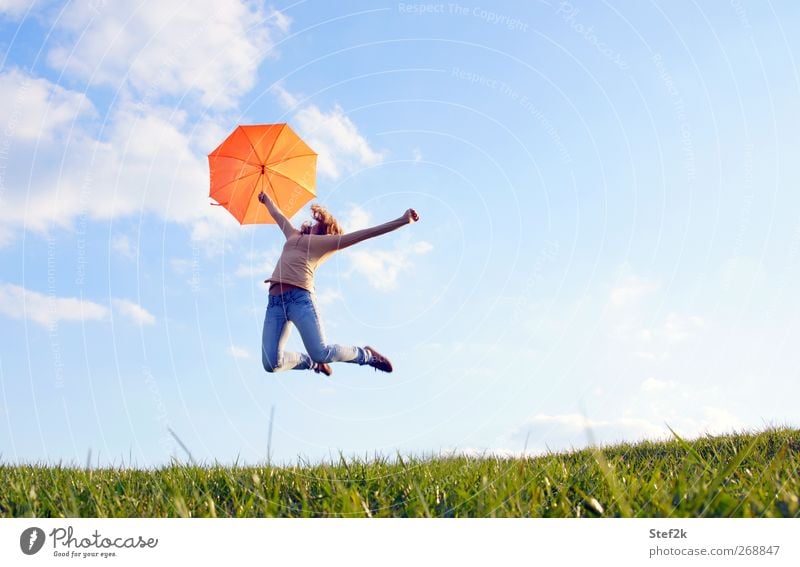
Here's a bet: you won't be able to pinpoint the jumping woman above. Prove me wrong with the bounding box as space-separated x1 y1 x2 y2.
257 190 419 376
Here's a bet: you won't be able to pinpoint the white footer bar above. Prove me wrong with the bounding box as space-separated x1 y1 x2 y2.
1 518 797 566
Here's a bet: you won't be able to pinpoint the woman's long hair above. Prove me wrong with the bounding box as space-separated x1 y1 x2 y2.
300 203 343 236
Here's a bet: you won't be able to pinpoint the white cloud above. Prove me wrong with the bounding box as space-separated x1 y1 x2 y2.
0 226 13 248
48 1 290 108
633 350 664 361
0 4 293 250
0 64 375 252
170 258 193 275
0 95 239 249
341 204 372 232
410 240 433 254
692 406 746 435
170 257 202 291
609 274 659 307
662 312 705 342
295 104 384 179
273 84 384 179
504 413 668 454
629 376 747 439
496 405 747 456
0 61 248 252
111 234 137 259
235 248 279 278
609 311 705 349
507 262 795 454
271 82 300 110
346 250 405 291
640 377 676 393
191 117 231 155
720 256 767 296
0 68 96 141
228 345 251 359
188 214 242 253
0 283 108 327
346 238 433 291
603 270 705 350
0 0 36 19
269 7 292 34
112 298 155 325
315 289 343 306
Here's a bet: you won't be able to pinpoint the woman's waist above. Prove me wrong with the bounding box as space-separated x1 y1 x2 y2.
268 281 310 295
266 285 314 308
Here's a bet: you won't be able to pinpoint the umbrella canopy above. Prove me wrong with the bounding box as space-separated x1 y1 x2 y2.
208 123 317 224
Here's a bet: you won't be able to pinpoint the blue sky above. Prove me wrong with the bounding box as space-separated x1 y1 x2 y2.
1 0 799 466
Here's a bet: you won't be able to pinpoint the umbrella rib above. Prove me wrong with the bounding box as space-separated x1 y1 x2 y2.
249 173 266 223
264 174 282 211
228 169 261 183
210 152 262 167
266 168 316 193
262 123 286 164
240 124 285 164
266 152 317 166
240 127 265 164
210 170 261 201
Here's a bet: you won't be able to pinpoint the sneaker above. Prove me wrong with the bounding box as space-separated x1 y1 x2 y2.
313 362 332 376
364 345 393 373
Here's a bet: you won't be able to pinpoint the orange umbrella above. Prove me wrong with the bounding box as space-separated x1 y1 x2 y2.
208 123 317 224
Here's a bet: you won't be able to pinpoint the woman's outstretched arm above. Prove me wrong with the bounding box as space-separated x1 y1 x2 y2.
328 209 419 251
258 191 297 239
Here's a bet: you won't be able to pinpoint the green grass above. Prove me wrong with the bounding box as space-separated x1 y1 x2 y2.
1 427 798 517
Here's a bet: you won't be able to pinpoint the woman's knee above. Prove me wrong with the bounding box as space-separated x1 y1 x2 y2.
262 351 281 373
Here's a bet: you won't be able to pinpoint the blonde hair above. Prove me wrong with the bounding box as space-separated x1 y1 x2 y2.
301 203 343 236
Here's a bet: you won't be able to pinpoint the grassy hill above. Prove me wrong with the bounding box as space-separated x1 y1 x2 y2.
1 427 798 517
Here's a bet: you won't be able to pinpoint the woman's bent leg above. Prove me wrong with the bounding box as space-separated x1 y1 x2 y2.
262 301 313 372
289 292 369 365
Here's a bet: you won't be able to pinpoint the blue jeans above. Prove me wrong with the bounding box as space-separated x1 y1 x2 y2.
261 288 369 373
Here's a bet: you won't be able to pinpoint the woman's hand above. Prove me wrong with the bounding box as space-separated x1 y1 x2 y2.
403 208 420 224
258 191 269 205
